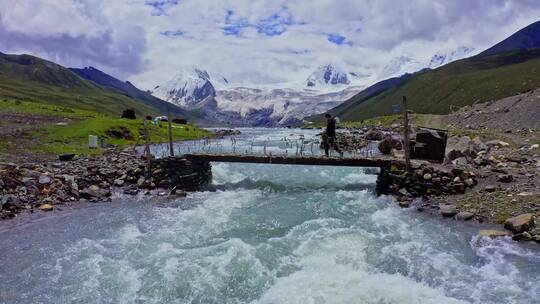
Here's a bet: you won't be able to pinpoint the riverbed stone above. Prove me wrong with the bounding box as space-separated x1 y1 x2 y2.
39 204 53 211
38 174 52 185
114 179 125 187
398 200 411 208
440 205 458 217
504 213 534 234
456 211 474 221
479 229 511 238
512 232 533 241
80 185 105 199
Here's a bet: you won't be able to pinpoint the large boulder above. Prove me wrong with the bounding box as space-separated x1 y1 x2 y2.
365 130 384 141
377 136 402 155
504 213 535 234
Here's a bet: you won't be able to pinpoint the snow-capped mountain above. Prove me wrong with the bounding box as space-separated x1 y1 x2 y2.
152 66 364 126
378 56 423 80
215 86 360 125
429 46 475 68
152 68 229 108
152 46 475 126
306 64 351 88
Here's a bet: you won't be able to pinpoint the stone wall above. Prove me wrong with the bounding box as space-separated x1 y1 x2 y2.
152 157 212 191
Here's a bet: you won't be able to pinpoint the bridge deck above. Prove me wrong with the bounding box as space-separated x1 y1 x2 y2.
183 154 398 168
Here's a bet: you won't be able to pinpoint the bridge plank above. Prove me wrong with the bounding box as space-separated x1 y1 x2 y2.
183 154 393 168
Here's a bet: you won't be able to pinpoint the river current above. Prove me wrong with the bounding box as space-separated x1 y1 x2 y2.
1 128 539 304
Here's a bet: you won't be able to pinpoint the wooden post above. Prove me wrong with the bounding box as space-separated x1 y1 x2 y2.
167 107 174 157
402 96 411 172
143 119 152 177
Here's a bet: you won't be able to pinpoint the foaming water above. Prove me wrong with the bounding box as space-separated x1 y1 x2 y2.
1 129 539 304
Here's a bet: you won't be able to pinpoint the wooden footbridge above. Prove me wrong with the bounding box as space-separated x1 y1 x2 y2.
183 153 400 168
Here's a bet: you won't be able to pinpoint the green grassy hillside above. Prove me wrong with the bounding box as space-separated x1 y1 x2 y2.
0 52 158 116
329 49 540 122
0 99 210 157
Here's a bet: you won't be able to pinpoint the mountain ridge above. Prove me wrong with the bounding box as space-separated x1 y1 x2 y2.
0 51 164 116
70 66 198 120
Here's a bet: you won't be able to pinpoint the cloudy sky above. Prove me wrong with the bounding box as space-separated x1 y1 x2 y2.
1 0 539 90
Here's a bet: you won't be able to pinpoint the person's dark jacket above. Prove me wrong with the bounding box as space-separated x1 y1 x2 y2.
326 117 336 137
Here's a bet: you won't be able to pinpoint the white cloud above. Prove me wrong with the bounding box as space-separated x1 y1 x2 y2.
1 0 539 90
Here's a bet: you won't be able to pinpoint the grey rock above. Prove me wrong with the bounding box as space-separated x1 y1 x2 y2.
504 213 534 234
114 179 125 187
1 194 21 210
497 174 513 183
512 232 533 241
456 212 474 221
470 136 487 152
38 174 52 185
365 130 384 141
440 205 458 217
80 185 108 199
398 188 410 197
453 183 466 193
452 157 468 166
447 149 464 161
423 173 432 181
398 201 411 208
464 178 475 187
137 176 146 187
484 185 498 192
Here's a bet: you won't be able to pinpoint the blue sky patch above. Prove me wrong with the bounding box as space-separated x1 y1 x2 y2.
327 34 351 46
223 9 295 37
145 0 179 15
160 30 185 37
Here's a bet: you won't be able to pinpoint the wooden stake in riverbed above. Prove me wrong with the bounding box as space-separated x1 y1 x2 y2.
402 96 411 172
167 107 174 157
143 119 152 177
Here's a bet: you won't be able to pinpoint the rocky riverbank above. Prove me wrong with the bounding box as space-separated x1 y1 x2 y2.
0 150 211 220
312 122 539 243
370 126 540 243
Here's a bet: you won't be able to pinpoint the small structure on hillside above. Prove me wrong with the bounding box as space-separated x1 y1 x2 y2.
411 127 448 163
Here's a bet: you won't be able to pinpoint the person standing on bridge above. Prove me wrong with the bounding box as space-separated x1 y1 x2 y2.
324 113 343 157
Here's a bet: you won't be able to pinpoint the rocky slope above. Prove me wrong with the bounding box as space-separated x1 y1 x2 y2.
444 88 540 130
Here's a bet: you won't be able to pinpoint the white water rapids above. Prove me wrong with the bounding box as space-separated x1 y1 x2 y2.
0 128 539 304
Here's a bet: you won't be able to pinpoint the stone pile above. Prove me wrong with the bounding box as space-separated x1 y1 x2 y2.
0 151 212 219
379 163 478 203
504 213 540 242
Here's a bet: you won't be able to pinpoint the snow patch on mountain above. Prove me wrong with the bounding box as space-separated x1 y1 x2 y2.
429 46 475 68
152 67 222 107
215 86 361 125
306 64 351 87
378 56 423 80
151 46 475 126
